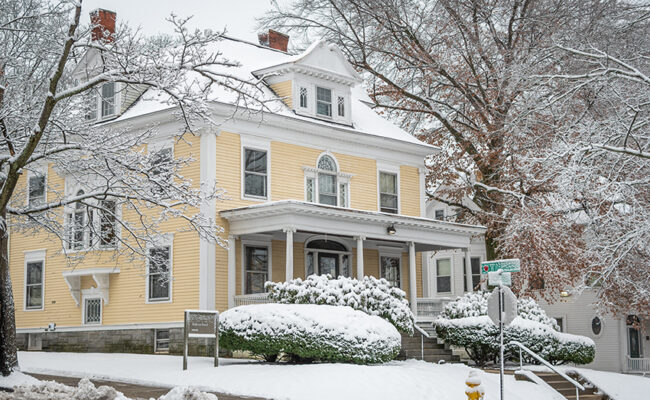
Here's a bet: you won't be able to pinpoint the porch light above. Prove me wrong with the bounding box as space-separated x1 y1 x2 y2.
560 290 570 297
386 225 396 235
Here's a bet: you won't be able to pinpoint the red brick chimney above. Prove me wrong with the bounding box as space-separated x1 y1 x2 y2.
90 9 116 43
257 29 289 52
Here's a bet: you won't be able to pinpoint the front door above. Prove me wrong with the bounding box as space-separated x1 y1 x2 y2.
629 327 643 358
318 253 339 277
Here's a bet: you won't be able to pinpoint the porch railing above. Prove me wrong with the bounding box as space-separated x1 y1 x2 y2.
233 293 274 307
627 356 650 374
415 297 451 321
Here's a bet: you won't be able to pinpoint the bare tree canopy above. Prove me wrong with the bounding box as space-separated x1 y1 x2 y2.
0 0 269 375
261 0 650 316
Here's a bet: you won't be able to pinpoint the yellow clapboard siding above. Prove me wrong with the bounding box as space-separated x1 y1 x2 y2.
269 80 292 108
400 165 420 217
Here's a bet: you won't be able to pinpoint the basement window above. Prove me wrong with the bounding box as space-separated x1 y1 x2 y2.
155 329 170 353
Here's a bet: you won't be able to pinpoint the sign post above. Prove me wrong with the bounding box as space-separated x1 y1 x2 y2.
485 263 519 400
183 310 219 370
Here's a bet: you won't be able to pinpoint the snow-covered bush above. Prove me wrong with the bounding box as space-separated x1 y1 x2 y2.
265 275 415 334
220 303 401 364
435 291 595 366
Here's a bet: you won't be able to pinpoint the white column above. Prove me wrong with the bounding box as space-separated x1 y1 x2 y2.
284 227 295 281
409 241 417 314
355 236 365 280
227 235 236 309
464 247 473 292
199 131 217 310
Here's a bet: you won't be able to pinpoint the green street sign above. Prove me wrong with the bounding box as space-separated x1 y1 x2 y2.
481 259 520 274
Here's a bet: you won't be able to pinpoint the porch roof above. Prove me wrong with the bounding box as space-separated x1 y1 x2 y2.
220 200 486 250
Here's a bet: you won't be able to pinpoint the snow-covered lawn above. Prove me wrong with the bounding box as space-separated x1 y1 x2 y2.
11 351 559 400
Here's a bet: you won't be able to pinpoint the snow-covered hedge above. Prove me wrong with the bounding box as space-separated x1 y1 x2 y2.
265 275 415 334
434 292 595 366
220 303 401 364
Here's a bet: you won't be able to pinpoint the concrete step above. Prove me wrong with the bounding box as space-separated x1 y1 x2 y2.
533 371 604 400
401 348 455 357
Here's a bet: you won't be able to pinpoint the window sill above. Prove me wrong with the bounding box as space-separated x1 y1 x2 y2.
24 307 44 312
146 298 172 304
242 195 269 202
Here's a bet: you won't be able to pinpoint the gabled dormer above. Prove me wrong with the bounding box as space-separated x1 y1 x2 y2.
253 39 363 126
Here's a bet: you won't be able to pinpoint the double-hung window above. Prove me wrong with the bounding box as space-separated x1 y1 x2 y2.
380 256 401 288
244 246 268 294
25 261 44 310
436 258 452 293
28 173 45 206
67 190 87 250
243 148 267 198
317 155 337 205
379 172 398 213
101 82 116 118
463 257 482 291
148 246 171 301
98 200 117 248
306 155 349 207
434 209 445 220
316 87 332 117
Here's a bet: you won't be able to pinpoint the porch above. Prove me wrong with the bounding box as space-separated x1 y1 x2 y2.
221 200 485 319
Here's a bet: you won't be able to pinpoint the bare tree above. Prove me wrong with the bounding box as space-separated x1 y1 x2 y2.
0 0 269 375
262 0 649 315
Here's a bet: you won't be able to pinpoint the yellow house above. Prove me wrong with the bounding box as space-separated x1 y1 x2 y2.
10 20 485 354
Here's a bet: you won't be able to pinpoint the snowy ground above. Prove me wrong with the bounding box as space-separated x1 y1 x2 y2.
561 366 650 400
7 351 560 400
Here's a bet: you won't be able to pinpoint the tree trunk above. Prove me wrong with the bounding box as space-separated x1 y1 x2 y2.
485 235 499 261
0 209 18 376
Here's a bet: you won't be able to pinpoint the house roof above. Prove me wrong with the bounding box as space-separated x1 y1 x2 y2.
113 36 433 149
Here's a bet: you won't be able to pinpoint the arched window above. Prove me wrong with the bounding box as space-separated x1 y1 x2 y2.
305 238 351 278
305 154 349 208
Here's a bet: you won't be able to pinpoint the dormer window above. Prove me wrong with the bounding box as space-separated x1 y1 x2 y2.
101 82 116 118
316 87 332 117
299 87 308 108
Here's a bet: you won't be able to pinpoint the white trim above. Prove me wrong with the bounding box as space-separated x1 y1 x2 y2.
240 135 271 202
23 250 46 312
81 292 103 326
419 168 426 217
199 131 217 310
26 166 48 206
17 321 184 334
241 238 273 295
145 237 174 304
434 256 453 295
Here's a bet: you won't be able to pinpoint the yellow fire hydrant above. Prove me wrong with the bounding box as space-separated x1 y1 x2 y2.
465 371 485 400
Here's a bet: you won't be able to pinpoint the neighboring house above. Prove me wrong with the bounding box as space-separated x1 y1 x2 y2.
10 10 485 354
424 199 649 374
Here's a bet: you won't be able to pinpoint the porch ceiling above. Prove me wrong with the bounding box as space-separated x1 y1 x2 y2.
220 200 486 250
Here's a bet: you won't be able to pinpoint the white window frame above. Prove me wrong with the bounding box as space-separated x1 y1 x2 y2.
299 86 309 109
145 236 174 304
81 292 103 325
434 209 445 220
304 152 351 208
23 250 46 311
377 163 400 214
240 135 271 202
148 139 174 197
96 198 119 249
378 246 403 288
463 255 483 292
99 81 117 120
378 171 399 214
154 329 171 353
241 237 273 295
65 189 90 251
435 257 453 294
26 167 47 206
315 86 333 118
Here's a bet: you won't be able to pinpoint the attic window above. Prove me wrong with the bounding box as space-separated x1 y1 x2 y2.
316 87 332 117
337 96 345 117
299 87 308 108
101 82 116 118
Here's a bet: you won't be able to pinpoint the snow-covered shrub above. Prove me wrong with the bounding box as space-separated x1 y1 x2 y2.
435 291 595 366
5 378 128 400
220 303 401 364
265 275 415 334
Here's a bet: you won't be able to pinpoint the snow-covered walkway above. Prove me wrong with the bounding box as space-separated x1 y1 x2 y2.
12 351 560 400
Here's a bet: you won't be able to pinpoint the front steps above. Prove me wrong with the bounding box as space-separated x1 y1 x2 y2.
534 371 606 400
396 323 459 363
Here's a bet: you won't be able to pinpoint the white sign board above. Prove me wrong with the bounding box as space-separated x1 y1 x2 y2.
487 286 517 326
488 271 512 286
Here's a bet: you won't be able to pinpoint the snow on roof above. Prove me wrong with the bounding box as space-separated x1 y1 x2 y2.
114 36 431 148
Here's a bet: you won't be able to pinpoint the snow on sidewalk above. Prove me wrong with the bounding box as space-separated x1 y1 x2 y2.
14 351 558 400
561 366 650 400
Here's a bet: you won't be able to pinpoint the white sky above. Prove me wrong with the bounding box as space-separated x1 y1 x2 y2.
81 0 289 42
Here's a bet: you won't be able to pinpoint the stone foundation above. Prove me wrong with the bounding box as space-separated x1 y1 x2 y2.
17 328 230 357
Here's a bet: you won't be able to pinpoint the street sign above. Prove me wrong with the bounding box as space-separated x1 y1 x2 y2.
487 286 517 326
488 271 512 286
481 259 520 274
183 310 219 370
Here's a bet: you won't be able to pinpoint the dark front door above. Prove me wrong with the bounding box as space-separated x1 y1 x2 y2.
318 253 339 277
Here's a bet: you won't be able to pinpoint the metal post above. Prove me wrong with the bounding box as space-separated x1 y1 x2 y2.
499 284 504 400
519 347 523 370
421 332 424 360
214 312 219 367
576 387 579 400
183 310 189 370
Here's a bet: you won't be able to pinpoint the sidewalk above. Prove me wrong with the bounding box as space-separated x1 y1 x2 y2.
24 373 269 400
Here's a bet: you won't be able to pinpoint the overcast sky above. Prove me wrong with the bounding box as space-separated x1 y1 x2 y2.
81 0 289 42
